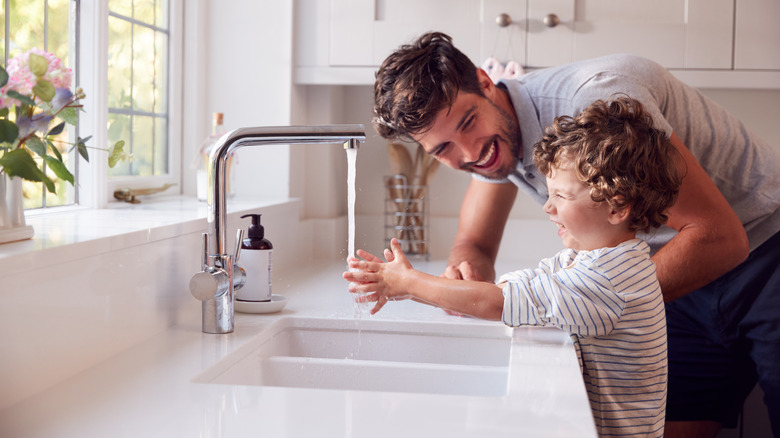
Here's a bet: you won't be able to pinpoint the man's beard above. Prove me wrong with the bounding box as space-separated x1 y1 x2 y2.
473 101 522 180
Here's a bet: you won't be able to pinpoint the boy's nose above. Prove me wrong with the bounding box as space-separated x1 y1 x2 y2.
543 199 554 214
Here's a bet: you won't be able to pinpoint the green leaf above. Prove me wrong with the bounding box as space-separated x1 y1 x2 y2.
0 148 55 192
0 119 19 143
108 140 126 168
47 139 63 161
0 66 7 88
26 136 47 157
6 90 36 106
77 140 89 162
33 79 56 102
44 155 74 185
47 121 66 136
58 107 78 125
29 53 49 77
0 107 8 117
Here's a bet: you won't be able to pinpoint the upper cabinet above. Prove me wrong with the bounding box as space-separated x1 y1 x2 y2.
294 0 780 88
526 0 732 69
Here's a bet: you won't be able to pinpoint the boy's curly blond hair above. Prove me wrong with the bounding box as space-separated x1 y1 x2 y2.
533 95 684 232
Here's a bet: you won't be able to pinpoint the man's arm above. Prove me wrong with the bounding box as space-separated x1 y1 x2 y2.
653 133 750 301
445 178 518 282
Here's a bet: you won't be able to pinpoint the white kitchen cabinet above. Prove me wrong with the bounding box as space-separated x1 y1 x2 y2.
326 0 525 68
526 0 732 69
294 0 780 88
734 0 780 70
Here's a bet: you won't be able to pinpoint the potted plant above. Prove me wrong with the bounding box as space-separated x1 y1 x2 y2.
0 48 127 243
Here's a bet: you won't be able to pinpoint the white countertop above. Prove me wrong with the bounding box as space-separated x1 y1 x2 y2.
0 258 597 438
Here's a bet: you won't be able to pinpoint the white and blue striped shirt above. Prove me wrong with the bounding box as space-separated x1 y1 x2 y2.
500 239 667 438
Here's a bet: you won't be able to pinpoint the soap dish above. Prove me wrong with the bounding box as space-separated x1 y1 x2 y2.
235 295 288 314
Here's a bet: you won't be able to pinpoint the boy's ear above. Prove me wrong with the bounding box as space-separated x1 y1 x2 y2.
608 197 631 225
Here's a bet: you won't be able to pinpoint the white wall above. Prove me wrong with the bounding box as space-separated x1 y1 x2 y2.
182 0 296 201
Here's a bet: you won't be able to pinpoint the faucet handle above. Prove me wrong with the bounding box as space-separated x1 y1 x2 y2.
200 232 210 270
190 269 230 301
233 228 246 291
191 232 231 301
234 228 243 261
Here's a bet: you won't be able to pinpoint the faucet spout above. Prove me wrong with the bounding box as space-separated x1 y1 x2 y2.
191 124 366 334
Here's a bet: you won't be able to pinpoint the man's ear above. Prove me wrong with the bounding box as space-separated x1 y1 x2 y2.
476 68 496 95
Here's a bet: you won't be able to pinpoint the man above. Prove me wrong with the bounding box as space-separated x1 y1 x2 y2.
372 32 780 437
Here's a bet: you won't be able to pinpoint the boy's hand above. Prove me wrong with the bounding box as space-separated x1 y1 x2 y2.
342 238 413 314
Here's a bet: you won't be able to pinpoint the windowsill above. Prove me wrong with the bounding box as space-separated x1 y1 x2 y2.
0 195 295 277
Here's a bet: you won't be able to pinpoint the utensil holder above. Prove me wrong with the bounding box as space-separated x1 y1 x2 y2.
384 175 429 260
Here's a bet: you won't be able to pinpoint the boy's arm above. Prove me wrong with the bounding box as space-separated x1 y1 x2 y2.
407 272 504 320
445 179 518 282
500 262 625 335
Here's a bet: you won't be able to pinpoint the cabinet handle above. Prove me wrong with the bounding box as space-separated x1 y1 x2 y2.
543 13 560 28
496 13 512 27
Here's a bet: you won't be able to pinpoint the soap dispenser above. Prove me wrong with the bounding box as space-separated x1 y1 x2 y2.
237 214 273 302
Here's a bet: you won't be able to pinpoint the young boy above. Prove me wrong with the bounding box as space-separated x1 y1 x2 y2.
344 96 682 438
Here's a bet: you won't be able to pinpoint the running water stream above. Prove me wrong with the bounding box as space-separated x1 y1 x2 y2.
346 148 371 319
347 148 357 259
346 147 368 359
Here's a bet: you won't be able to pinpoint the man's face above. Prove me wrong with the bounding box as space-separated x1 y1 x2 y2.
412 82 521 180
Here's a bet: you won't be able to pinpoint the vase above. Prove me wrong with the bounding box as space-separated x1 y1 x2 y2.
384 175 429 260
0 174 34 244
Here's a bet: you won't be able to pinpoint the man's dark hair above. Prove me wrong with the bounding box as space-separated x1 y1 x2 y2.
373 32 482 141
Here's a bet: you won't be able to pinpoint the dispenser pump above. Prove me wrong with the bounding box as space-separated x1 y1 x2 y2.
243 214 265 239
240 214 273 250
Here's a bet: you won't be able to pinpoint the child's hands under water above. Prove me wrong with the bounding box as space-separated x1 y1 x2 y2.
343 238 415 315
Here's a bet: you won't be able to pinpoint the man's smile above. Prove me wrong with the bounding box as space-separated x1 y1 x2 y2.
473 138 499 170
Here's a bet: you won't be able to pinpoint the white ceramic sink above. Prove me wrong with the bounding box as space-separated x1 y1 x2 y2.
193 316 513 396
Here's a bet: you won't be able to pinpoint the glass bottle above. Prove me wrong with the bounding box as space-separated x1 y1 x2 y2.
195 112 236 201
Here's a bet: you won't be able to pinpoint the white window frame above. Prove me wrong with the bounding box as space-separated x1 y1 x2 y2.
77 0 182 209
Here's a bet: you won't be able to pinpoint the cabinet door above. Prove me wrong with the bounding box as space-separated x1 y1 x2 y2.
330 0 482 67
735 0 780 70
329 0 527 68
527 0 733 69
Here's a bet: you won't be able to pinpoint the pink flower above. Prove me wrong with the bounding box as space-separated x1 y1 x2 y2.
0 48 73 108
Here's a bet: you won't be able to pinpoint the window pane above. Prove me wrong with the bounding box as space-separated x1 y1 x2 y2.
107 16 132 109
108 0 131 18
154 31 168 113
131 115 154 176
8 1 45 58
154 117 168 174
108 1 170 179
155 0 168 28
134 0 155 24
47 0 70 65
133 25 156 113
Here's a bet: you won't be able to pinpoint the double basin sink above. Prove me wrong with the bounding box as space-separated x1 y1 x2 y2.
193 316 513 397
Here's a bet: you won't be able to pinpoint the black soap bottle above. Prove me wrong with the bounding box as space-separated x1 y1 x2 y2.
237 214 273 302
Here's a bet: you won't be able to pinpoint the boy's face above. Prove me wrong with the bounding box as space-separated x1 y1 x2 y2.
412 70 521 180
543 166 626 251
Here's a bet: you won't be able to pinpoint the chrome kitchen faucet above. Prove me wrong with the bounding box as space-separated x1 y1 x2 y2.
189 125 365 333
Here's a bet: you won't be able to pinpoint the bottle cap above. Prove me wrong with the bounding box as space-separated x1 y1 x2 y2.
241 214 264 239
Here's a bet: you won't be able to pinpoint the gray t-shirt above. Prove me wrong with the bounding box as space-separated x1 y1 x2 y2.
477 53 779 252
